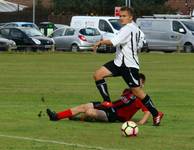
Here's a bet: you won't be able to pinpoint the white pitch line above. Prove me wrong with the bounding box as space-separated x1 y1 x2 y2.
0 134 119 150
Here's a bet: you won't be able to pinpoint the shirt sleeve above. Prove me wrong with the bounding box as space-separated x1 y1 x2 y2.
110 25 131 46
137 30 146 49
135 99 148 112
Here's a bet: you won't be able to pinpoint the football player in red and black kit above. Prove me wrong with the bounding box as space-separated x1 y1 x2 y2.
47 73 151 125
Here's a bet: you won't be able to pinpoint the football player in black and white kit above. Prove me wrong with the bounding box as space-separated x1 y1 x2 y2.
93 6 163 126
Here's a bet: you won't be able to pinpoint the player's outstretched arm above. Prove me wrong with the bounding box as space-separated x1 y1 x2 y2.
137 111 150 125
93 40 113 52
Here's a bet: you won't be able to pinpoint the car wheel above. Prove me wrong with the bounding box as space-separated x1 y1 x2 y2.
184 43 193 53
71 44 79 52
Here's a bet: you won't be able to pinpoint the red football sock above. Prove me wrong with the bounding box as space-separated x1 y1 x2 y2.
57 109 73 120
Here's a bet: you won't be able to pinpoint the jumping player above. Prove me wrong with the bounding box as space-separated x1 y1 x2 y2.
47 73 151 125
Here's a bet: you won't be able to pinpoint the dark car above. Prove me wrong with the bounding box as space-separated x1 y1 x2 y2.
0 27 55 51
0 37 17 51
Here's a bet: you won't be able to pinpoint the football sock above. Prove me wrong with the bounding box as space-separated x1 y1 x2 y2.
142 95 158 117
57 109 73 120
95 79 111 102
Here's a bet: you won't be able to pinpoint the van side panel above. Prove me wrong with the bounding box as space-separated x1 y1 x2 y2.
137 19 182 51
71 17 98 29
70 16 119 33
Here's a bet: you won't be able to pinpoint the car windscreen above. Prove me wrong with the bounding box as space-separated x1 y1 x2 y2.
79 28 100 36
21 28 43 37
109 19 121 30
181 21 194 31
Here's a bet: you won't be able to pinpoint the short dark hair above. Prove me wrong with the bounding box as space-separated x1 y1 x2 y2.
139 73 146 81
120 6 134 17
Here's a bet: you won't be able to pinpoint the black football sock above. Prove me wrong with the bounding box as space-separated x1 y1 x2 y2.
142 95 158 117
95 79 111 102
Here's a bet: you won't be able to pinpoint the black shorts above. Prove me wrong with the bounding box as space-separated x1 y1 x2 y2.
103 60 140 88
92 102 117 122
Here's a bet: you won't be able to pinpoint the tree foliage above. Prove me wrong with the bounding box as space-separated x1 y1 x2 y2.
52 0 124 15
52 0 174 16
132 0 175 17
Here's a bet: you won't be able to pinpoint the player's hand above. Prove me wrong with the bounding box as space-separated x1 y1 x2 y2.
137 121 144 125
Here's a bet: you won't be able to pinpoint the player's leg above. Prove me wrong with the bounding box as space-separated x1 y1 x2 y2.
85 108 109 122
121 68 163 126
131 87 158 116
93 66 112 102
80 102 117 122
93 60 120 106
131 87 164 126
47 103 93 121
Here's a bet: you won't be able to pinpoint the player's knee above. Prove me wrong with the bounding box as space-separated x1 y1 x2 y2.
93 72 97 80
78 104 88 113
93 70 103 80
85 109 96 117
131 87 146 99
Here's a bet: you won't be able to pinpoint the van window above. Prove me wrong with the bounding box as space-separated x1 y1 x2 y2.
79 28 100 36
172 21 186 34
109 19 121 30
65 28 75 36
181 21 194 31
139 20 171 32
99 20 113 33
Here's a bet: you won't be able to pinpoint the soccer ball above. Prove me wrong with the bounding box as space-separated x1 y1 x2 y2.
121 121 139 137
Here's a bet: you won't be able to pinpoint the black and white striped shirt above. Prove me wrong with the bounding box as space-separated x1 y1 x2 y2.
111 21 145 69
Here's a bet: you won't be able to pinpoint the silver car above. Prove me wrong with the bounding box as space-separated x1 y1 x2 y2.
50 27 102 51
0 37 17 51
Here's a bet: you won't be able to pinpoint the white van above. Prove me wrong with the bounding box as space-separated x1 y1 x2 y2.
70 16 121 40
136 15 194 52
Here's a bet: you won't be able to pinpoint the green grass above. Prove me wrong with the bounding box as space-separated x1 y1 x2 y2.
0 52 194 150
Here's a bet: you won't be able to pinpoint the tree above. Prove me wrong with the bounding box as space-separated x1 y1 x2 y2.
52 0 124 15
131 0 175 17
52 0 174 16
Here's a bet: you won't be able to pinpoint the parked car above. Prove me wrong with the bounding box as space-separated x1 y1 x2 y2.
136 14 194 53
50 27 102 52
0 27 55 51
2 22 39 30
0 37 17 51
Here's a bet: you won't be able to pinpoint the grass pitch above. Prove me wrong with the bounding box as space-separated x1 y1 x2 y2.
0 52 194 150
